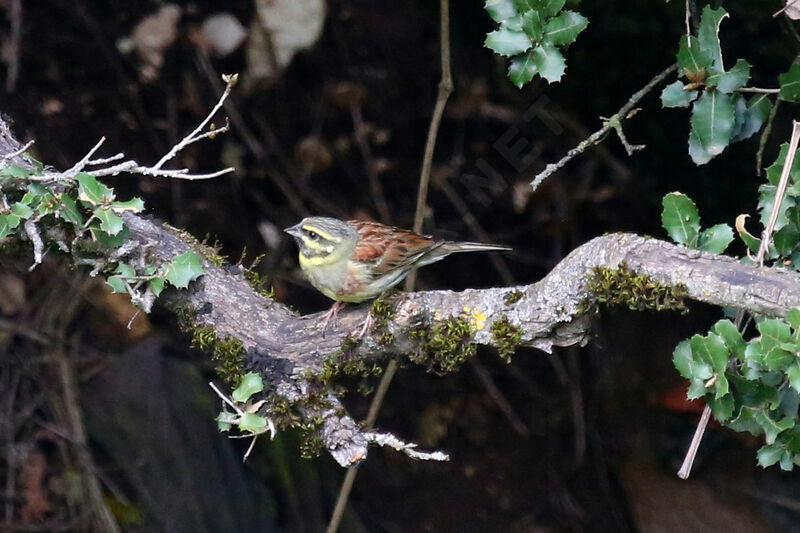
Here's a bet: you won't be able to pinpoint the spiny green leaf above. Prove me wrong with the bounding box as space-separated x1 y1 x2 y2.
697 223 733 254
688 129 713 165
0 164 35 180
697 6 728 73
660 80 697 108
533 0 565 18
57 195 84 225
773 223 800 256
111 197 145 213
690 90 734 157
520 10 543 41
757 443 785 467
0 214 21 239
150 276 166 297
787 308 800 331
661 192 700 246
673 339 694 379
787 363 800 394
485 0 517 22
779 64 800 103
232 372 264 403
758 184 795 230
164 250 204 289
765 142 800 186
532 42 565 83
485 28 532 57
708 393 734 422
106 263 136 294
731 94 772 143
508 51 538 88
712 319 746 358
77 173 115 205
238 413 268 433
542 10 588 46
677 36 712 82
10 202 34 219
708 59 750 93
94 207 124 236
753 410 794 445
690 333 729 374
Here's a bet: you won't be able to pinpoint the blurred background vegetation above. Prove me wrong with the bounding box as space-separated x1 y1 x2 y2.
2 0 800 531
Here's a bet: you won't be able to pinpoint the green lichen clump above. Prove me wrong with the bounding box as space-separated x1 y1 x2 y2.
190 326 246 384
490 316 523 362
585 262 688 313
410 315 476 372
504 289 524 305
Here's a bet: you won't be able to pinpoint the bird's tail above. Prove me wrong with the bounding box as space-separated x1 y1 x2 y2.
440 241 512 254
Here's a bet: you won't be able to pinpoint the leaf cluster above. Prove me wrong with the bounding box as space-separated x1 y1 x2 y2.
484 0 588 88
660 6 772 165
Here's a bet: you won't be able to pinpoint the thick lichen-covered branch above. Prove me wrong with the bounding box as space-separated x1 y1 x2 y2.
5 117 800 467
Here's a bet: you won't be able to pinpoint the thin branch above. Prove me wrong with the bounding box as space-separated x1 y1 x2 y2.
532 63 678 190
0 139 33 161
757 98 780 175
736 87 780 94
152 74 237 170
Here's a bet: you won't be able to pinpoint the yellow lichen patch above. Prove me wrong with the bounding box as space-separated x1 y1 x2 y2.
463 306 487 330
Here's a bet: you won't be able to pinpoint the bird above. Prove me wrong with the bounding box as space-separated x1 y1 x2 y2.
284 216 511 336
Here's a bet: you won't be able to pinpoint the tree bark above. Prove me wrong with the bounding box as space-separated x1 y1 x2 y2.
3 117 800 466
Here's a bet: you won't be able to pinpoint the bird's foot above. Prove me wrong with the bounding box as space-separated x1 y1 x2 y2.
356 311 374 339
320 301 346 338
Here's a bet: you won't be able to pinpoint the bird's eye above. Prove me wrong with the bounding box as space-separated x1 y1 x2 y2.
307 231 319 240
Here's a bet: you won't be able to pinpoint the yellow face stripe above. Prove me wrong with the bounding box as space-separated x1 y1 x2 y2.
301 225 340 243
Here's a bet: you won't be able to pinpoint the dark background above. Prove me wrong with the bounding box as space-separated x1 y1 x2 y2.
2 1 800 531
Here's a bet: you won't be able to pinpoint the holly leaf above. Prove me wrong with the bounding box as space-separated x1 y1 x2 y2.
660 80 698 108
677 36 712 82
57 195 84 225
94 207 124 236
690 90 734 157
688 129 713 165
110 197 145 213
508 51 538 88
0 214 21 239
76 172 115 205
697 223 733 254
697 6 728 73
731 94 772 143
757 443 785 468
661 192 700 246
779 64 800 103
531 42 566 83
542 10 588 46
708 59 751 93
232 372 264 403
164 250 204 289
520 10 543 42
238 413 267 433
485 28 532 57
485 0 517 23
106 263 136 294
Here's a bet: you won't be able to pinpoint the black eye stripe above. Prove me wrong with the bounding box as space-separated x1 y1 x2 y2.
308 231 318 240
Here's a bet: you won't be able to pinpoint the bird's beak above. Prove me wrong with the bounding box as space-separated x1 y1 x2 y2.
284 223 302 239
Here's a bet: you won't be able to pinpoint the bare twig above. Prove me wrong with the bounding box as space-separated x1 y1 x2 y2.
757 98 781 175
774 0 800 17
363 431 449 461
736 87 780 94
532 63 678 190
4 0 22 93
0 139 33 161
677 121 800 480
